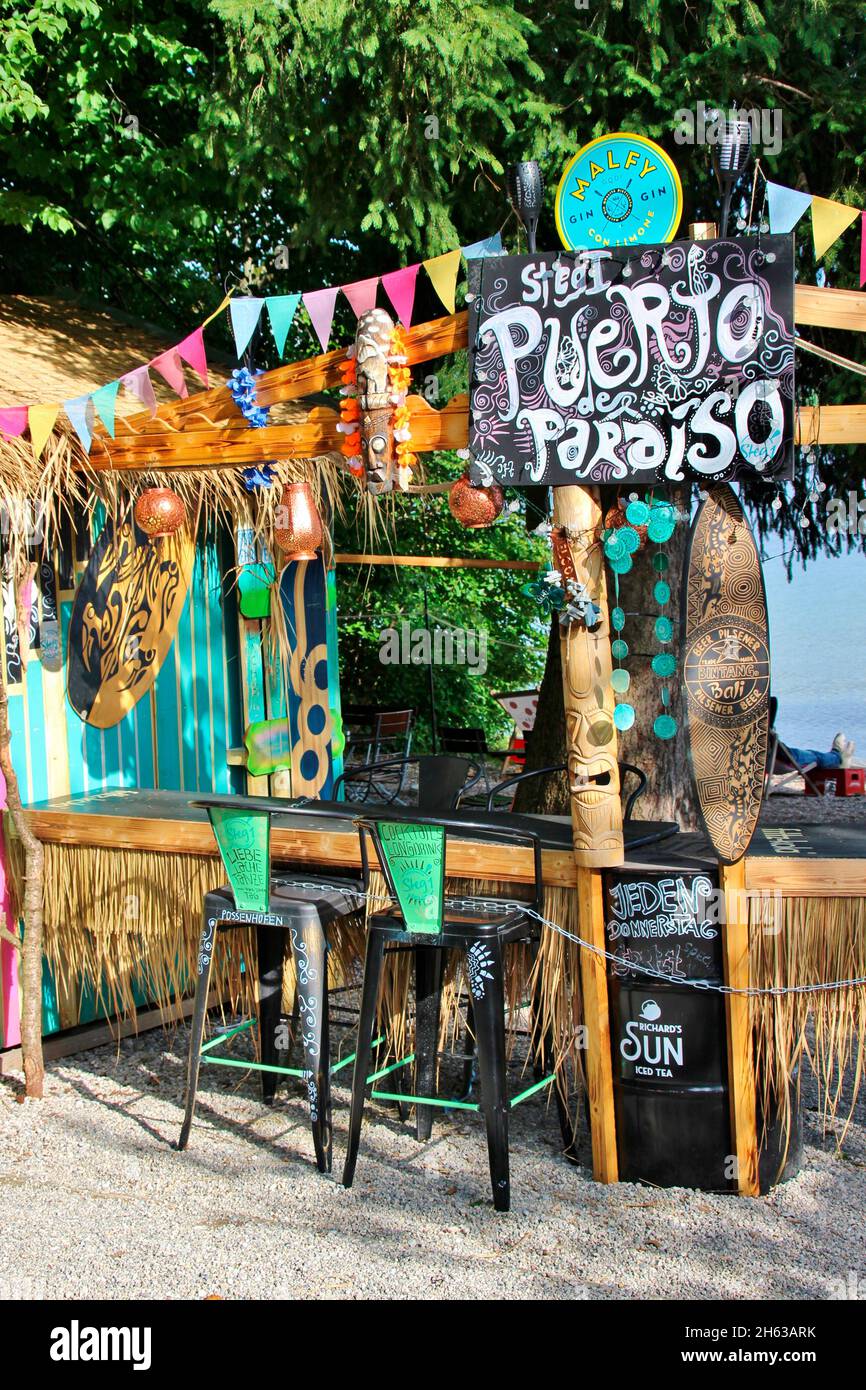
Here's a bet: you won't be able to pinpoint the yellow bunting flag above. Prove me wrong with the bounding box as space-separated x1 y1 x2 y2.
201 290 234 330
28 403 61 461
811 195 860 260
423 248 461 314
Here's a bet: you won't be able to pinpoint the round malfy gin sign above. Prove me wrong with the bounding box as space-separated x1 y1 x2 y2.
555 131 683 251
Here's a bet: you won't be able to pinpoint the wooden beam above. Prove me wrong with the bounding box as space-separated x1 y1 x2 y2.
83 398 866 474
795 284 866 333
720 858 760 1197
99 313 470 441
334 554 541 570
796 404 866 445
576 865 619 1183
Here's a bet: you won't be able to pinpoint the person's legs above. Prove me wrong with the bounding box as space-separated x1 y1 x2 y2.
785 746 841 770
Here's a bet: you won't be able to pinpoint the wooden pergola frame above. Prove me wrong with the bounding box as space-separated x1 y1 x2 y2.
82 284 866 473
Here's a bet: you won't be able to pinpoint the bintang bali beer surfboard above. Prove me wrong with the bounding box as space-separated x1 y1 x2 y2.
67 513 195 728
682 484 771 863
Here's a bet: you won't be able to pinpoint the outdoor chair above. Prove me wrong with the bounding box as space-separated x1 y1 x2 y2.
342 811 571 1212
438 726 511 798
343 707 415 780
177 793 365 1173
333 753 482 809
485 760 648 819
765 696 821 796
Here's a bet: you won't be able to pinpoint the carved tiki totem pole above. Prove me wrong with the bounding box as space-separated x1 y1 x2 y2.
354 308 396 494
553 486 624 868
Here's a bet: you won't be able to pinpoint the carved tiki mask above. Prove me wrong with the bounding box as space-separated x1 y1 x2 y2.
354 307 395 493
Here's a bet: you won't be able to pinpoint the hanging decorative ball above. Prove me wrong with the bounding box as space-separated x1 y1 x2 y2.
613 703 635 732
448 472 504 528
133 487 186 539
274 480 324 559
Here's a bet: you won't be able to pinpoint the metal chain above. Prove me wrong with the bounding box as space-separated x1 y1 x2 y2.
281 880 866 1000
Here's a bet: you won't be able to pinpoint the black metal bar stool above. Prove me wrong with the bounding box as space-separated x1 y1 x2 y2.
342 811 563 1212
176 794 364 1173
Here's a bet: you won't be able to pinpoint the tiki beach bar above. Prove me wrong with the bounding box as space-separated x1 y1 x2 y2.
1 125 866 1311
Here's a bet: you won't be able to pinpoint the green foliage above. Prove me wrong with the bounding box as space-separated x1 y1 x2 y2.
1 0 865 561
334 455 548 749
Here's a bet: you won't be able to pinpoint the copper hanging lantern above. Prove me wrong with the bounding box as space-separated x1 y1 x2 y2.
133 487 187 539
448 472 504 529
274 480 323 559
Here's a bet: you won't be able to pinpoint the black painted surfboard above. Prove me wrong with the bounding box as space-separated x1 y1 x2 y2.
682 484 770 864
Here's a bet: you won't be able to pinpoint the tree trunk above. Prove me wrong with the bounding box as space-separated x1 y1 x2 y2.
513 485 701 831
609 485 700 829
513 614 570 815
0 656 44 1097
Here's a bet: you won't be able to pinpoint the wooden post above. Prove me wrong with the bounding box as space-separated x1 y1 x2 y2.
720 858 760 1196
552 486 624 868
576 864 619 1182
554 484 623 1182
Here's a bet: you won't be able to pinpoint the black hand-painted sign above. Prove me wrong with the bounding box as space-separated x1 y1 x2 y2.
467 236 794 487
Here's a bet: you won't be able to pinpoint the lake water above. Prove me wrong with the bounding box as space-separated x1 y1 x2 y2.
763 545 866 761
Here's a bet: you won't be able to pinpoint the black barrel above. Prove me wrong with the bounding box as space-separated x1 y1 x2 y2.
604 864 802 1193
604 866 734 1191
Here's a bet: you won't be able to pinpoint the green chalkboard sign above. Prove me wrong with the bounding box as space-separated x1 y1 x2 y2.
208 806 271 913
376 820 446 934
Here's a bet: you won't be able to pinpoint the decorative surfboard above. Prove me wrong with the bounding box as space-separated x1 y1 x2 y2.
682 484 771 864
38 549 62 673
67 513 195 728
276 558 338 799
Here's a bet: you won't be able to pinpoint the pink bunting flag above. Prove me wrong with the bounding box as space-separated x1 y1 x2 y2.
122 365 157 416
0 407 28 438
341 277 379 319
151 348 189 399
177 328 209 387
861 211 866 288
303 286 340 352
382 264 420 326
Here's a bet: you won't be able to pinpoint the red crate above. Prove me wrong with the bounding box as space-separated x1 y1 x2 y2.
804 767 866 797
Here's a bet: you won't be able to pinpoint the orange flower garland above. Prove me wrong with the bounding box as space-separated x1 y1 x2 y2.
389 326 416 490
338 349 364 477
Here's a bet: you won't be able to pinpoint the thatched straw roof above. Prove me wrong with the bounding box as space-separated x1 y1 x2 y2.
0 295 347 559
0 295 221 414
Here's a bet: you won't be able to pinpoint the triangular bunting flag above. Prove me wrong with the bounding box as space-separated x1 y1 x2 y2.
811 195 860 260
28 404 60 460
423 248 461 314
860 211 866 287
766 182 813 235
341 277 379 319
0 407 28 437
151 348 189 399
381 264 420 326
122 365 157 416
461 232 504 259
91 381 121 438
265 293 301 357
177 328 208 386
64 394 95 454
303 286 340 352
229 297 265 359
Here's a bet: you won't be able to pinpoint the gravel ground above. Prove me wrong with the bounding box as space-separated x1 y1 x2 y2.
1 1017 864 1302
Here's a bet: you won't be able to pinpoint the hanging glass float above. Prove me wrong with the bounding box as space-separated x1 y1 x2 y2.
448 472 504 528
133 487 186 538
273 480 323 559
